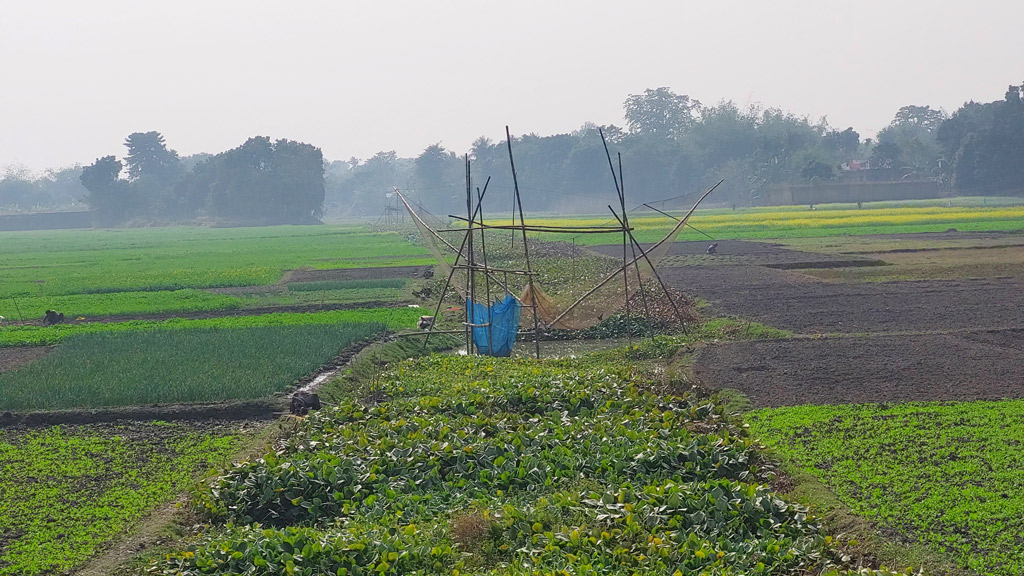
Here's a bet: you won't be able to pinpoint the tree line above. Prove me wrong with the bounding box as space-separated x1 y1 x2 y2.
79 133 325 226
328 83 1023 216
2 82 1022 221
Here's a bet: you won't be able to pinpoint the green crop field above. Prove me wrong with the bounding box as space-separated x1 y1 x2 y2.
528 200 1024 245
142 338 902 576
0 225 432 319
0 421 244 576
0 307 422 348
0 308 422 410
748 400 1024 576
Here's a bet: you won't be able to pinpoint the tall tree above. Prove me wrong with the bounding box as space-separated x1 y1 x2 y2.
201 137 325 224
80 156 134 225
623 87 701 138
123 131 183 182
939 83 1024 193
891 105 947 133
413 143 460 204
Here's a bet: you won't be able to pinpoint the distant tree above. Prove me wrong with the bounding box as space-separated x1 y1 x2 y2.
202 136 325 223
873 105 945 178
891 105 947 133
939 83 1024 193
0 166 39 209
80 156 134 225
414 144 461 201
121 131 186 218
623 87 701 138
123 131 183 182
823 127 861 156
800 159 835 182
39 166 89 207
869 140 902 170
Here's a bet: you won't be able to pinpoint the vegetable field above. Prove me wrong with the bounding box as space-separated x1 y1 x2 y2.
0 225 431 318
748 400 1024 576
145 341 902 576
0 421 244 576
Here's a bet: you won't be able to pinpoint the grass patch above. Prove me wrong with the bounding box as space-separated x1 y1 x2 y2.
0 421 244 576
0 322 384 410
747 399 1024 576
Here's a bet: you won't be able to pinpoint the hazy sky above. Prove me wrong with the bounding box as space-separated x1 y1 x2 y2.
2 0 1020 172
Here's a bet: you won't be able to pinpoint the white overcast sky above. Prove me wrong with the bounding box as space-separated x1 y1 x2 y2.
1 0 1020 172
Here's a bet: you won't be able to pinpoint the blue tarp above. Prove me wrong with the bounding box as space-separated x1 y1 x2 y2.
467 293 522 357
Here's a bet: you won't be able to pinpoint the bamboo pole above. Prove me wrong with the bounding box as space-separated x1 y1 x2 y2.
607 207 689 326
420 180 494 349
506 126 541 359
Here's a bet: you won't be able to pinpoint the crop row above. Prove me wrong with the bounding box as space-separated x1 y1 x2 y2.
147 348 904 575
748 399 1024 576
0 320 390 410
0 307 422 348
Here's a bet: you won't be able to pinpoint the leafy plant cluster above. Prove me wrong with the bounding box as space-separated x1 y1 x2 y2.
147 352 901 575
748 399 1024 575
0 421 243 576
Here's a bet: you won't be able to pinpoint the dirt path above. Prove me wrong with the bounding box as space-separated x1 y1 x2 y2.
0 346 50 372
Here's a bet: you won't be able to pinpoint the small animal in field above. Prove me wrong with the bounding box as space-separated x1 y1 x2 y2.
706 243 718 255
43 310 65 325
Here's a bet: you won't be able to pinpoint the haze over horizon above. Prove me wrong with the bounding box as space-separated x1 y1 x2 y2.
2 0 1021 173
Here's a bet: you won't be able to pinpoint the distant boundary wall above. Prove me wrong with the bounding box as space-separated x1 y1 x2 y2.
765 181 944 206
0 211 92 231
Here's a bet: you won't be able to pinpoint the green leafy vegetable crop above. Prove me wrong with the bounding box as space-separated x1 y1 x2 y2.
0 421 243 576
749 400 1024 576
146 350 903 576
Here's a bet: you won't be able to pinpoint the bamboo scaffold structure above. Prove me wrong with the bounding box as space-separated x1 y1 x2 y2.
399 127 720 359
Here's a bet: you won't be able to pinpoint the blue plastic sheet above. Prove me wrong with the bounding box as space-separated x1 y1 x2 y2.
467 293 522 357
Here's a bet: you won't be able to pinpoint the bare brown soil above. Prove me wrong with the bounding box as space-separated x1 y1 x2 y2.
607 236 1024 408
0 346 50 372
695 330 1024 408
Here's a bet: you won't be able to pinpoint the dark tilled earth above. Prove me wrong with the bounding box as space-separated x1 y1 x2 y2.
590 237 1024 407
695 331 1024 407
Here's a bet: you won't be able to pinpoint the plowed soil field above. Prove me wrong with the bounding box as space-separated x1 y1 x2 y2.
594 234 1024 407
